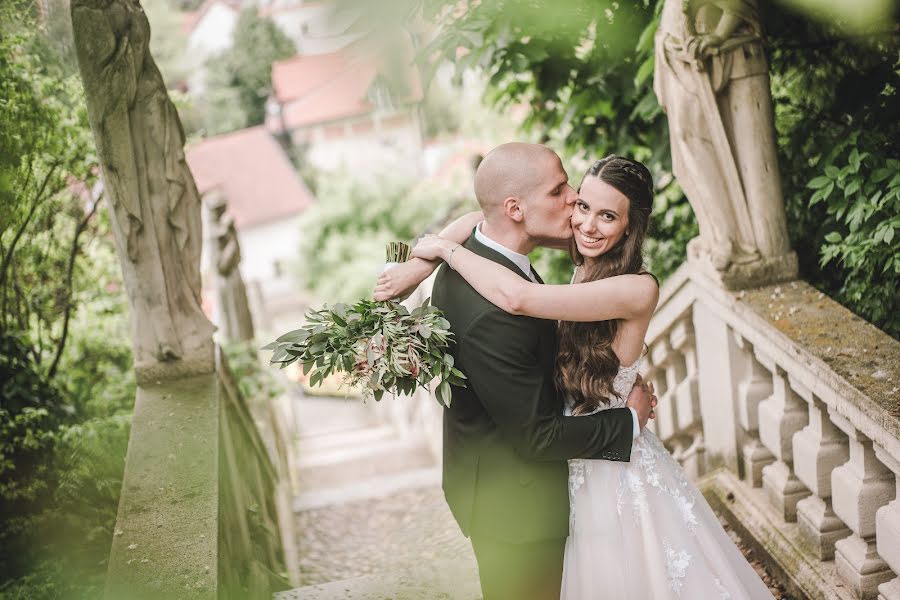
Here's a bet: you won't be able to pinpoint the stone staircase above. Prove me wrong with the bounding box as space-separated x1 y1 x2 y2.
277 392 480 599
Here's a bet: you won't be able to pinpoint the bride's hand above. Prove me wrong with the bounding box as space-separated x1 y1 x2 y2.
410 234 455 262
374 260 431 301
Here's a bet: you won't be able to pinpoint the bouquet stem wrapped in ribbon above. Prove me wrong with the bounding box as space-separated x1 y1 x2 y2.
264 242 466 406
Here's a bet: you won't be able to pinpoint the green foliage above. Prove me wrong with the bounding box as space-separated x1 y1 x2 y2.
298 174 469 302
767 11 899 337
0 331 68 577
203 9 296 135
0 7 135 597
422 81 462 138
223 341 284 405
806 146 899 334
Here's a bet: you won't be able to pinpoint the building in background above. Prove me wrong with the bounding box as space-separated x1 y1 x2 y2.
266 42 425 181
187 126 315 333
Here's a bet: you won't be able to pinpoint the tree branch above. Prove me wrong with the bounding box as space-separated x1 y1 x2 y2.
48 194 101 379
0 162 60 289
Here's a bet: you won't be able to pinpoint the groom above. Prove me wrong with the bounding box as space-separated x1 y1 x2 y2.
429 143 656 600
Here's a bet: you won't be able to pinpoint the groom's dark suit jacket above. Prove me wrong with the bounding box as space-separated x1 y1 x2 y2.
431 233 635 544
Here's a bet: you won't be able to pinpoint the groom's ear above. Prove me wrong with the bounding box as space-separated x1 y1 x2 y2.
502 196 524 222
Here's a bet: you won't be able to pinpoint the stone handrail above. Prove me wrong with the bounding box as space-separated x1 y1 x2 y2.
646 263 899 600
104 347 296 599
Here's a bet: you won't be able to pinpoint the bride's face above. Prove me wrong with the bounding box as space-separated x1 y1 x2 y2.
571 177 630 258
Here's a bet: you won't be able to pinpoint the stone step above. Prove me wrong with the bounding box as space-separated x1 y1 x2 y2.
296 433 437 491
274 559 481 600
293 394 380 438
294 464 442 511
296 425 398 461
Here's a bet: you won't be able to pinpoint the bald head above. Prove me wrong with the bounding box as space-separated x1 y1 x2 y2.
474 143 559 217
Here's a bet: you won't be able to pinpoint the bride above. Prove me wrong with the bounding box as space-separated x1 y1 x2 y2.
375 155 773 599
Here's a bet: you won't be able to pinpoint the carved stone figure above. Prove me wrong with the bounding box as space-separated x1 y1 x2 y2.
654 0 798 288
206 190 255 344
71 0 215 382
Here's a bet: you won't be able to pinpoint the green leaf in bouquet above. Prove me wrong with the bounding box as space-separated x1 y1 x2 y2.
309 370 324 388
260 341 281 350
302 361 315 375
373 389 385 402
450 367 466 380
276 328 311 343
448 374 466 387
436 379 452 407
443 354 454 368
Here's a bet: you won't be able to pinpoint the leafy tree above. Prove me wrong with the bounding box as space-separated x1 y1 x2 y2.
204 9 296 134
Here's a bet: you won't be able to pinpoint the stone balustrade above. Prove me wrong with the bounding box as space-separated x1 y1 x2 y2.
649 264 899 600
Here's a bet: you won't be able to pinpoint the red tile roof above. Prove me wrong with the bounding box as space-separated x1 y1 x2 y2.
269 46 423 131
187 126 314 229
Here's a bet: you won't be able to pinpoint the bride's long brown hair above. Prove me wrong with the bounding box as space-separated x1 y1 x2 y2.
556 156 655 415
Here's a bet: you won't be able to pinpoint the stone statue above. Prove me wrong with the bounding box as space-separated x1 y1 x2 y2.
654 0 798 288
206 189 255 344
71 0 215 382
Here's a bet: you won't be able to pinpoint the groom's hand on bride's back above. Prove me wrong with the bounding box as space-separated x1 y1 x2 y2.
625 374 657 430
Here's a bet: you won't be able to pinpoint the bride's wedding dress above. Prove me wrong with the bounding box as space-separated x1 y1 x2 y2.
561 361 774 599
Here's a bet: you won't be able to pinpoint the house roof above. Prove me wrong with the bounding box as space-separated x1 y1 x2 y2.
187 126 314 229
269 44 423 130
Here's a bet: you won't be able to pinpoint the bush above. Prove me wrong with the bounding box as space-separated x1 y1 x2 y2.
297 173 473 302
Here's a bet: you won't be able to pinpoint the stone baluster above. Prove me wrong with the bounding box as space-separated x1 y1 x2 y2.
644 362 663 440
734 335 775 487
873 444 900 600
791 379 851 560
757 355 810 521
669 318 704 477
650 338 676 443
670 318 699 431
830 411 896 599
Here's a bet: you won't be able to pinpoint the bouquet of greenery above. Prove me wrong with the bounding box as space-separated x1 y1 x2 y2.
264 242 466 406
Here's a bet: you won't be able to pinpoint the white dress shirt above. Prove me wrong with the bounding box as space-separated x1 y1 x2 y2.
474 222 537 282
473 223 641 439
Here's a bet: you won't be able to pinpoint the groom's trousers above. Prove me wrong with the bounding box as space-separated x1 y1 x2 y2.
470 534 566 600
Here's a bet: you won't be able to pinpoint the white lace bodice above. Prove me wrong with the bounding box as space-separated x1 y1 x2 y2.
565 360 642 415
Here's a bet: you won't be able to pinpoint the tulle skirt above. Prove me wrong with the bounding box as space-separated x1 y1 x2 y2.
561 430 774 600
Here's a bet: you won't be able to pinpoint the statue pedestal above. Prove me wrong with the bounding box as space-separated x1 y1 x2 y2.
134 344 216 386
688 238 798 291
